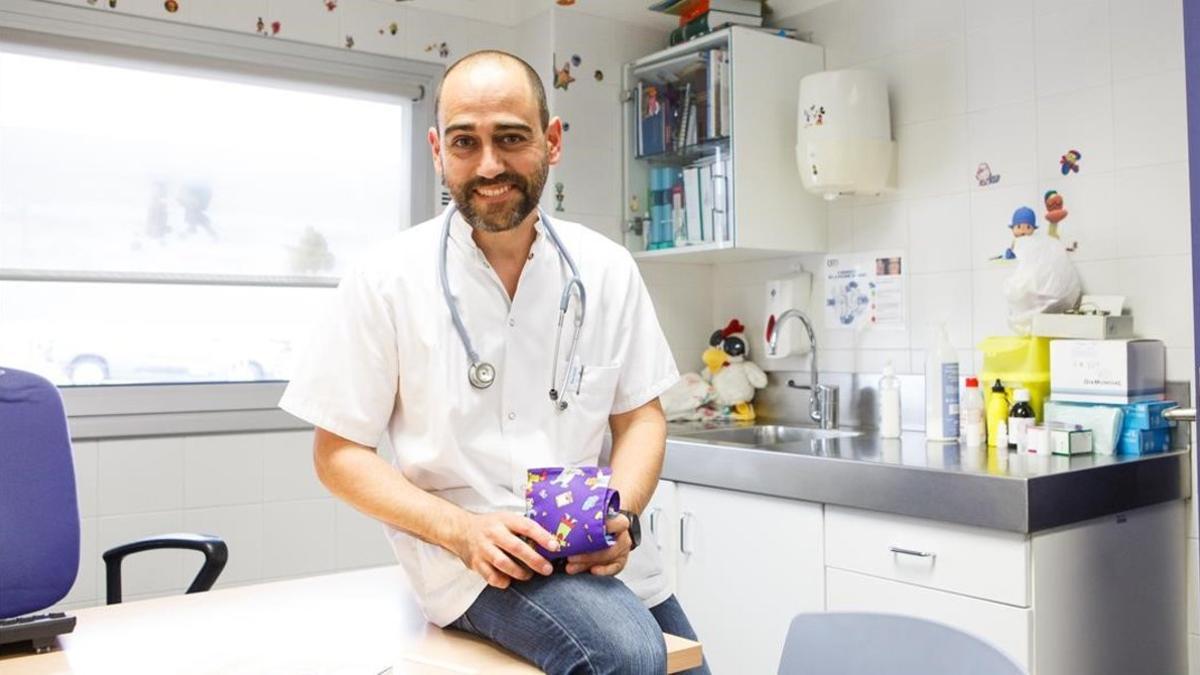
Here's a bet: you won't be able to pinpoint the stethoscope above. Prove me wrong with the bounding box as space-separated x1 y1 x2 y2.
438 203 587 411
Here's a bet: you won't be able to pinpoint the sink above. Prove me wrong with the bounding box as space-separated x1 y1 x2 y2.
674 424 860 447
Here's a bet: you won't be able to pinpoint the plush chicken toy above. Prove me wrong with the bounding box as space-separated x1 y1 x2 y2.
701 319 768 421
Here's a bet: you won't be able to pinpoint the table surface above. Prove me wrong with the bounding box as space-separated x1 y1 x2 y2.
0 566 702 675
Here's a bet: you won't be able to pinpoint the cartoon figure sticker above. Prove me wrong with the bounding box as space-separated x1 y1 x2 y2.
344 35 354 49
378 22 399 36
424 42 449 58
325 0 337 10
594 70 604 82
1060 149 1081 175
1044 190 1077 251
554 182 565 212
553 53 577 90
993 206 1037 260
802 104 826 127
975 162 1000 187
163 0 178 13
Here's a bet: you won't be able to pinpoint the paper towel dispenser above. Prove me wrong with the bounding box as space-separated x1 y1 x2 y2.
796 69 896 201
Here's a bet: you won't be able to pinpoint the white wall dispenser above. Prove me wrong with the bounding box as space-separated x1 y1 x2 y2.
796 69 896 201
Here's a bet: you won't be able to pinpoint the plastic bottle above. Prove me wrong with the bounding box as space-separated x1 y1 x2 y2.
1008 388 1036 451
986 379 1009 448
962 377 984 447
925 324 960 441
879 362 902 439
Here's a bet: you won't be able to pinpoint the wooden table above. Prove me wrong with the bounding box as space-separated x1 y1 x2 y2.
0 566 702 674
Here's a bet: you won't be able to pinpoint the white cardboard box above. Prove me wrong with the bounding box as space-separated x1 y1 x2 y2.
1049 339 1165 404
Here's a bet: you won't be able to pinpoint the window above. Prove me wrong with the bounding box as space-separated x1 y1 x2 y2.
0 9 437 390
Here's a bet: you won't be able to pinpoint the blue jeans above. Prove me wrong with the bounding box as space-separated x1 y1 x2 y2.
449 573 711 675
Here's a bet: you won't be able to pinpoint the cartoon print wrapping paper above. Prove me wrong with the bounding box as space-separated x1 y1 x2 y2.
524 466 620 561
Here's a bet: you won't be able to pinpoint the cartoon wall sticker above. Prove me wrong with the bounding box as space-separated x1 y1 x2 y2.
1060 149 1081 175
163 0 178 13
975 162 1001 187
344 35 354 49
424 42 449 58
325 0 337 10
554 182 565 212
109 0 117 7
562 121 570 132
802 104 825 127
256 18 281 36
594 70 604 82
557 0 577 5
378 21 399 36
994 205 1037 260
1044 190 1078 251
553 53 576 90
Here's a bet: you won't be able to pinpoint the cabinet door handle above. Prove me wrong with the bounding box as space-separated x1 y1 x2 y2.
680 512 695 555
889 546 936 559
648 507 664 549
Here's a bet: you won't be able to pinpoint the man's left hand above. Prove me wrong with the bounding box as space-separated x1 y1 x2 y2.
564 513 632 576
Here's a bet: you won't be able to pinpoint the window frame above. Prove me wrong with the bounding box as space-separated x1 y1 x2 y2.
0 0 441 438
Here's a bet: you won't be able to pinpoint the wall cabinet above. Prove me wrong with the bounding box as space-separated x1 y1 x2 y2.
621 27 827 263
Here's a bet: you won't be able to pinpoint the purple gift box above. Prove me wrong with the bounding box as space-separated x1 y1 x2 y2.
524 466 621 560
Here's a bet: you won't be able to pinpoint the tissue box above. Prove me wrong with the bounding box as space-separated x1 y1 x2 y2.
1120 400 1177 430
1050 339 1165 404
1117 427 1171 456
1032 313 1133 340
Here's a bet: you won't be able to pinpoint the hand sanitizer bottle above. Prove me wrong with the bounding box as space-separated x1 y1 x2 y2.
925 324 960 442
879 362 901 439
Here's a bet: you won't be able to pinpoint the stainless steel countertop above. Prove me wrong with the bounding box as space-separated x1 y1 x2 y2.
661 421 1191 533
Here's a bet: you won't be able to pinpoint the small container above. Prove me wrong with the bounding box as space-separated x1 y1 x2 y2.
925 324 960 441
879 362 902 439
1008 389 1036 451
962 377 984 447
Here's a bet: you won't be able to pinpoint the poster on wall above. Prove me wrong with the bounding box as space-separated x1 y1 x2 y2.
823 251 906 331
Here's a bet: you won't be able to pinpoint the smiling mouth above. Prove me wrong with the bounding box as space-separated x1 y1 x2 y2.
475 184 514 198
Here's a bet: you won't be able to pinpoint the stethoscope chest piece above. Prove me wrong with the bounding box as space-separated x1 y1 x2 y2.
468 362 496 389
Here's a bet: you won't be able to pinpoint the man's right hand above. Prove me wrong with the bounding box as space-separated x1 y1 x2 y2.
451 512 559 589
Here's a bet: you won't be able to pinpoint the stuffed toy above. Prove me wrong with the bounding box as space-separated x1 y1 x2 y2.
661 319 767 422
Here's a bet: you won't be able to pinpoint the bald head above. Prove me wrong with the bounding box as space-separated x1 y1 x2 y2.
433 50 549 132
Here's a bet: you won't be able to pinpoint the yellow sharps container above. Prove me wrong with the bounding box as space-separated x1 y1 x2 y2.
979 336 1052 423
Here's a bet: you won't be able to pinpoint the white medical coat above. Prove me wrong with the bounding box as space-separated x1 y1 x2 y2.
279 211 679 626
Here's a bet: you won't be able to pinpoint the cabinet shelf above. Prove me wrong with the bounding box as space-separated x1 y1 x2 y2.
635 136 729 165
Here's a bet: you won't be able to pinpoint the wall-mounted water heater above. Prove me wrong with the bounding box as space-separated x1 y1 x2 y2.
796 69 896 201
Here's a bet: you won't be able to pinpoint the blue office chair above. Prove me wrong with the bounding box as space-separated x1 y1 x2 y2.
777 612 1026 675
0 367 228 653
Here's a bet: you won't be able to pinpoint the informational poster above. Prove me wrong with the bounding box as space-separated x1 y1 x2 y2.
824 251 906 331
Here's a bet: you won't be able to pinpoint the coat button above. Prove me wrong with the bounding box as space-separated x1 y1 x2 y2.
507 412 517 421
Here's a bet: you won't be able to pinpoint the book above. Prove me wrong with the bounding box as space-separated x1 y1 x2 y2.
683 166 703 243
640 84 667 156
706 10 764 28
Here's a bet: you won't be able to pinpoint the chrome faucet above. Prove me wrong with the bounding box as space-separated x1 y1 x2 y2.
766 309 839 429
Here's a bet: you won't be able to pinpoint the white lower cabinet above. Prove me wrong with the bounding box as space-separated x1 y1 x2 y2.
673 484 824 674
825 567 1032 669
650 479 1186 674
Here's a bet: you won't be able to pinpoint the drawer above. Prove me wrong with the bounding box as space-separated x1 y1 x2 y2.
825 506 1030 606
826 567 1031 671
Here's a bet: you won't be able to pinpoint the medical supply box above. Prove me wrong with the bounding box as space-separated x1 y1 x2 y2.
1049 339 1165 404
1031 295 1133 339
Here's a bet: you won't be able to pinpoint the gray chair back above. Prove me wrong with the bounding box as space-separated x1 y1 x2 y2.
778 612 1026 675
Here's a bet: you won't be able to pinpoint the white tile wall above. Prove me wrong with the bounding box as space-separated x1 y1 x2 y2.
97 437 185 516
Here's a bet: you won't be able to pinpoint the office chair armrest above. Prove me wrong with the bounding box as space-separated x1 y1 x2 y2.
102 532 228 605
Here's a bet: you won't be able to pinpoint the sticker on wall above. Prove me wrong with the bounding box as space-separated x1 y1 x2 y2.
802 104 825 127
990 205 1037 260
1060 149 1081 175
1044 190 1078 252
562 121 570 131
553 53 576 91
325 0 337 10
345 35 355 49
108 0 117 7
594 70 604 82
163 0 178 13
378 21 399 36
571 55 582 67
554 182 565 212
557 0 577 5
424 42 450 59
975 162 1000 187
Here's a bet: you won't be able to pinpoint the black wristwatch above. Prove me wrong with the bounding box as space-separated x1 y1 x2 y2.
619 509 641 551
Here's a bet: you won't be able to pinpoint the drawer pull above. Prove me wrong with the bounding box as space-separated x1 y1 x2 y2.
889 546 936 559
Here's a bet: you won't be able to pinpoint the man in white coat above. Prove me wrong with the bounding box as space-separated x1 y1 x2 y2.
280 50 708 674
